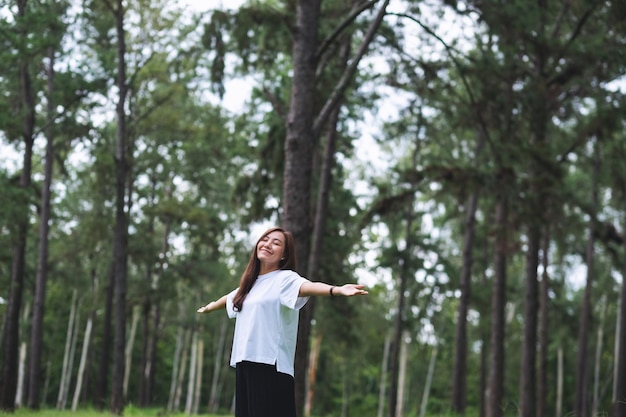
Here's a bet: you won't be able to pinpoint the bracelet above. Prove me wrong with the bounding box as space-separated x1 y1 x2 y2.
330 286 335 297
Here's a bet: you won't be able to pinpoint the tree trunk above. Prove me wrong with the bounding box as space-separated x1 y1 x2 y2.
96 266 114 409
123 306 140 397
614 185 626 416
168 327 184 412
556 347 563 417
378 332 391 417
192 337 204 415
71 315 93 411
396 331 409 417
419 342 438 417
208 317 228 413
592 297 606 416
27 45 56 411
451 188 479 414
574 140 598 417
174 328 192 412
0 0 35 411
57 290 78 409
486 192 508 417
14 302 30 408
111 0 130 413
284 2 321 412
185 330 198 415
304 333 323 417
286 1 390 413
519 223 540 417
537 230 550 417
15 340 27 408
142 303 160 407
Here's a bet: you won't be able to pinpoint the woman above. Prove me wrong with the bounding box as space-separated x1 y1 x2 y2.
197 227 368 417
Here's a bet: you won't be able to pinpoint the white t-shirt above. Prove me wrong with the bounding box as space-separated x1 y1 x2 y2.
226 269 310 376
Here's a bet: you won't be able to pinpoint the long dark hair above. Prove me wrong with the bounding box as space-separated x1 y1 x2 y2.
232 227 297 311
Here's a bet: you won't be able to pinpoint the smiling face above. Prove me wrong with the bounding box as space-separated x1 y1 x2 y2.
256 230 286 272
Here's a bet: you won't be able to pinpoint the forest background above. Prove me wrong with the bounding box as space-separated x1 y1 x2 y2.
1 0 626 417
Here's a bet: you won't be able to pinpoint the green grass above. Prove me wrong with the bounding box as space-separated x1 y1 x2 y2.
1 406 230 417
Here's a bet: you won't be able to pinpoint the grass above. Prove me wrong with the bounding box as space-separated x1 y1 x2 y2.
0 406 230 417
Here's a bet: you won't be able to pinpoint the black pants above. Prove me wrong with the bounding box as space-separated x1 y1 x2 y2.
235 361 297 417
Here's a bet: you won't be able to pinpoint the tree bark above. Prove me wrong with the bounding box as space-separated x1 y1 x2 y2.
419 342 438 417
592 297 606 416
556 347 563 417
396 331 409 417
71 315 93 411
209 317 228 413
451 188 479 415
111 0 130 413
285 1 321 414
574 140 598 417
0 0 35 410
614 185 626 417
486 191 508 417
378 332 391 417
123 306 140 397
168 327 184 412
185 330 198 415
519 223 540 417
96 266 114 409
537 229 550 417
192 337 203 415
57 290 78 409
27 45 56 410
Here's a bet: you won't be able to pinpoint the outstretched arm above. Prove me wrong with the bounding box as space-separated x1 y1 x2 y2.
299 282 368 297
197 294 228 313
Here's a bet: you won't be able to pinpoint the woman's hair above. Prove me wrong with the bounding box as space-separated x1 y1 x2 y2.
232 227 297 311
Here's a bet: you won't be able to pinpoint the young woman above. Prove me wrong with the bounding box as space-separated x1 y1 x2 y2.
197 227 368 417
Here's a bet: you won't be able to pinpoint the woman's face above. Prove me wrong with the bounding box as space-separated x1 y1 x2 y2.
256 230 286 268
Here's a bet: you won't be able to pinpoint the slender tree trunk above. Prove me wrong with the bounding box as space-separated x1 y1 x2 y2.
60 305 80 410
486 191 509 417
419 342 438 417
192 337 204 415
0 1 35 410
71 315 93 411
174 328 192 412
614 185 626 416
556 347 563 417
519 223 540 417
57 290 78 409
378 332 391 417
139 299 151 406
147 304 160 405
537 230 550 417
396 331 409 417
451 129 484 415
96 266 114 409
14 302 30 408
592 297 606 416
451 190 479 415
304 333 323 417
123 306 140 397
168 327 184 412
27 46 56 411
111 0 129 412
208 317 228 413
185 330 198 415
574 140 599 417
15 339 27 407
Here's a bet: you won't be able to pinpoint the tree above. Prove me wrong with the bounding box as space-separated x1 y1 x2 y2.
0 0 38 409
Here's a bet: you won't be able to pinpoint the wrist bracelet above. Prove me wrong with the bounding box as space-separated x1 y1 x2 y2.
330 286 335 297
